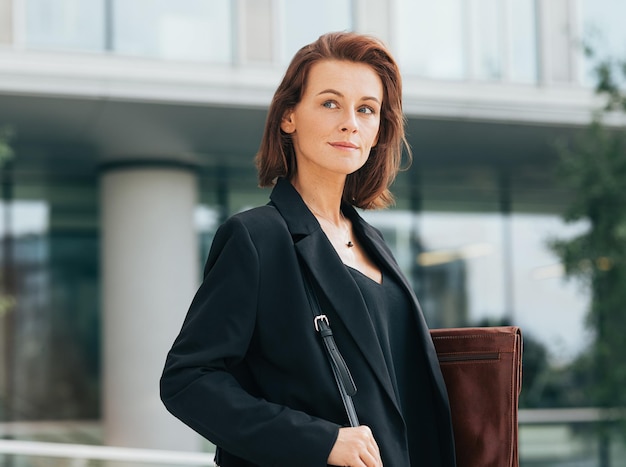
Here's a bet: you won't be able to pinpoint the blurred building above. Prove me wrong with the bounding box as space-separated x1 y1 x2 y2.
0 0 624 454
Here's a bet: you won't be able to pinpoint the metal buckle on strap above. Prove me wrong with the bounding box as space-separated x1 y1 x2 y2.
314 314 329 332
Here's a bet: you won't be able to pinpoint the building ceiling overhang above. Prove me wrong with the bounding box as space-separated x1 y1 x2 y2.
0 48 614 211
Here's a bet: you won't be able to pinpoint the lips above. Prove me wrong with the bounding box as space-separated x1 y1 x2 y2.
329 141 358 149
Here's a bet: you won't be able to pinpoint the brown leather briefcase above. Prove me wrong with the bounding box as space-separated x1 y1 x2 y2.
430 326 523 467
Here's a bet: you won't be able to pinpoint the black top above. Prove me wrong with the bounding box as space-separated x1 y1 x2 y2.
347 266 443 466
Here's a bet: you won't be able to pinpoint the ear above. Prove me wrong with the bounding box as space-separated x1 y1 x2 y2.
280 109 296 134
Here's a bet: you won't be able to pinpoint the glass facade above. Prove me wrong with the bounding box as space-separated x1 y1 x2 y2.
24 0 106 52
19 0 542 83
396 0 538 83
360 186 589 365
281 0 353 63
0 164 100 424
113 0 232 62
580 0 626 84
397 0 466 80
23 0 233 63
17 0 626 88
469 0 503 80
511 0 539 83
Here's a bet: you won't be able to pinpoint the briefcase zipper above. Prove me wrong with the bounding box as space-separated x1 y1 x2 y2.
437 352 499 363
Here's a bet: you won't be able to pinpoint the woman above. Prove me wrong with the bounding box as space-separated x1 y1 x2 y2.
160 32 456 467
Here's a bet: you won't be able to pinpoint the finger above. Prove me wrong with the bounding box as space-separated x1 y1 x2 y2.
358 426 382 467
365 442 381 466
368 437 381 458
359 449 382 467
359 427 381 465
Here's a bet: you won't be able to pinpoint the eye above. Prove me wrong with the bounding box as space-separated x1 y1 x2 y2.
358 106 376 115
322 100 338 109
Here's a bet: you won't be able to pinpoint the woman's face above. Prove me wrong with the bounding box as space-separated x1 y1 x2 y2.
281 59 383 180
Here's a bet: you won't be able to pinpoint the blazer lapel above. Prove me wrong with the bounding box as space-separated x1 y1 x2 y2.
269 179 402 415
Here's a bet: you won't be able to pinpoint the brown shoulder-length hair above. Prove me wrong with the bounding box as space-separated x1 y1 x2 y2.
255 31 410 209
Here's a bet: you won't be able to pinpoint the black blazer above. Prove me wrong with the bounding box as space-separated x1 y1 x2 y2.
160 178 456 467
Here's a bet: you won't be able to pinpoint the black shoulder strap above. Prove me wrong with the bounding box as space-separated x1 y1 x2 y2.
300 262 360 427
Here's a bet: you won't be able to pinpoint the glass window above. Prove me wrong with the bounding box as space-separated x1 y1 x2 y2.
418 212 506 326
112 0 232 63
24 0 106 51
580 0 626 85
396 0 465 80
419 212 587 362
510 214 589 363
470 0 538 82
397 0 538 83
364 162 590 366
0 201 48 236
362 209 589 364
469 0 502 80
281 0 352 62
22 0 234 62
510 0 538 83
0 184 100 423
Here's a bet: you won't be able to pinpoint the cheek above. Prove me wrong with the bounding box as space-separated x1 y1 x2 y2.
365 121 381 147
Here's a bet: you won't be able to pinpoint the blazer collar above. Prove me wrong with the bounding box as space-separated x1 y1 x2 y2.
269 178 414 307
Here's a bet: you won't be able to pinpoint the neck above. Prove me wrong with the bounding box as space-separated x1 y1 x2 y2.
291 173 346 224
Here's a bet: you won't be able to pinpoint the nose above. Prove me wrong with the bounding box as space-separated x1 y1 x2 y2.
340 109 358 133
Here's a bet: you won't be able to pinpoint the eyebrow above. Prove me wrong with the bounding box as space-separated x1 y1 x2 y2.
317 89 381 105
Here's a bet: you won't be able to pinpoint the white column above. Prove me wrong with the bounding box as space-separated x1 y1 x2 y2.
100 163 200 451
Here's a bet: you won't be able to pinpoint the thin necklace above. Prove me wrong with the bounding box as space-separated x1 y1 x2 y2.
308 207 354 248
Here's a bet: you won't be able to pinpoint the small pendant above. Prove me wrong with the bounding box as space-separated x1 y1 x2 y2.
346 241 354 248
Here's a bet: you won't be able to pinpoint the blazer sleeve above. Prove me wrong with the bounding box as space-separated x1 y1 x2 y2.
160 216 339 466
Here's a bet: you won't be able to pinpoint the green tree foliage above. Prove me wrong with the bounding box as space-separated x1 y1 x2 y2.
550 53 626 416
